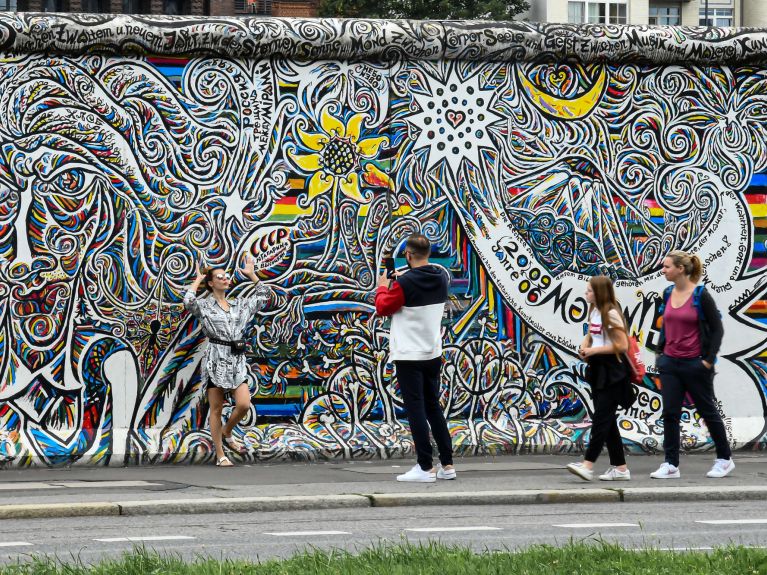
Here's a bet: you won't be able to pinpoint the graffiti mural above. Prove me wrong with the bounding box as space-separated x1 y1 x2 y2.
0 14 765 466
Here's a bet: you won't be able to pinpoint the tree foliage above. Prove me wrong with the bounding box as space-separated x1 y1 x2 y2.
319 0 530 21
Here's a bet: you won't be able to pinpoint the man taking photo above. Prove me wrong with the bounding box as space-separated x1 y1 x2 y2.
375 233 455 483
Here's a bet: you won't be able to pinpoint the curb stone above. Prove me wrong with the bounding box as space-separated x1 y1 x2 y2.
369 489 620 507
618 486 767 502
118 494 370 515
2 486 767 519
0 502 120 520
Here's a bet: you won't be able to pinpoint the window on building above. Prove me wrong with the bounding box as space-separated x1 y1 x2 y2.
588 2 605 23
570 2 627 25
699 7 733 27
649 3 681 26
81 0 110 12
243 0 272 14
122 0 155 14
163 0 190 13
609 2 626 23
568 1 585 23
0 0 17 10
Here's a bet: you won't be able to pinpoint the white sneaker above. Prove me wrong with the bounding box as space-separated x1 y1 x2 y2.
599 466 631 481
650 462 680 479
396 464 436 483
566 461 594 481
436 465 457 480
706 458 735 478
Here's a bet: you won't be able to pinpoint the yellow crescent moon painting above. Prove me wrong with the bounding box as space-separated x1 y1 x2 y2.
516 66 608 120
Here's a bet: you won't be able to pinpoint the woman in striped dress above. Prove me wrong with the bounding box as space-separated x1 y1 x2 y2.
184 256 275 467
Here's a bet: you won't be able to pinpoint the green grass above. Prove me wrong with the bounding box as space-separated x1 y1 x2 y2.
2 541 767 575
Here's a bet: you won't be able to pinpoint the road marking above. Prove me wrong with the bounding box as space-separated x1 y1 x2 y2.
629 545 767 552
553 523 639 528
657 547 714 551
405 526 502 533
264 531 351 537
0 483 59 491
696 519 767 525
95 536 195 543
54 481 164 488
0 542 33 548
0 480 163 491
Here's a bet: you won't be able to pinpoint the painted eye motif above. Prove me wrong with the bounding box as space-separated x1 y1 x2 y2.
555 237 573 257
530 230 550 250
57 169 84 193
578 248 600 265
48 168 98 196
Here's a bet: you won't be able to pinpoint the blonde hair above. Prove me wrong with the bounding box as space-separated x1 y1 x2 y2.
666 250 703 283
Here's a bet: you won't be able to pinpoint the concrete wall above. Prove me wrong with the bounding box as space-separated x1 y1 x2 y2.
743 0 767 27
630 0 649 25
0 16 765 466
520 0 557 23
547 0 568 23
682 1 701 26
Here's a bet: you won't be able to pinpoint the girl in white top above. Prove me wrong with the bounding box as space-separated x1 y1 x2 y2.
567 276 632 482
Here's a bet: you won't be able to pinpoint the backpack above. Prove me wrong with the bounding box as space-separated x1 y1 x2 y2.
624 335 646 385
605 307 646 388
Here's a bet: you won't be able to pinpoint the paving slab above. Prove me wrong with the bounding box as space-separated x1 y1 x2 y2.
0 452 764 520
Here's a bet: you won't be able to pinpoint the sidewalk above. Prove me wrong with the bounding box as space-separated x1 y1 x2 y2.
0 452 765 519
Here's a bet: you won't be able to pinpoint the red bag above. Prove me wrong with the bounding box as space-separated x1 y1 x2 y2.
625 336 646 384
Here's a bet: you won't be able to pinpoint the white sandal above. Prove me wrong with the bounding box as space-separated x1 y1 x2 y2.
215 455 233 467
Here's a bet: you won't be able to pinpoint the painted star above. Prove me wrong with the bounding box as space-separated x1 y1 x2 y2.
406 68 503 172
221 191 251 227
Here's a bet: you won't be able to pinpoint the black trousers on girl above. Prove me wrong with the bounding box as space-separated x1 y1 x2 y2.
396 358 454 471
658 354 732 467
585 384 627 465
584 355 629 466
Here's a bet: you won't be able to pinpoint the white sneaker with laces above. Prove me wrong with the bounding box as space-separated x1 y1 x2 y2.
650 462 680 479
436 465 457 480
598 466 631 481
706 458 735 478
566 461 594 481
396 464 436 483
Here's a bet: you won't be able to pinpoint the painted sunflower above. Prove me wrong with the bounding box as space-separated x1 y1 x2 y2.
288 105 391 204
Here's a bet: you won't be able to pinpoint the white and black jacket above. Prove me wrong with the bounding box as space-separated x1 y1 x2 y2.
375 265 449 361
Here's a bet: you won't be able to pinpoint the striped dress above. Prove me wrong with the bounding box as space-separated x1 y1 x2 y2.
183 282 273 391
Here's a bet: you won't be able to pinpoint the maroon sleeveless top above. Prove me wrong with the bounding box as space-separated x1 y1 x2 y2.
663 296 701 358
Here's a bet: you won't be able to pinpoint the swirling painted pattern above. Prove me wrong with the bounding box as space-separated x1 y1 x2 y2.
0 18 765 467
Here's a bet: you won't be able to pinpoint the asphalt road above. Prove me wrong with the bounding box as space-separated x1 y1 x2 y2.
1 499 766 565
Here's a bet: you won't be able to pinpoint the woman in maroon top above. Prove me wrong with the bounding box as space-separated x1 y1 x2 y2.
651 251 732 479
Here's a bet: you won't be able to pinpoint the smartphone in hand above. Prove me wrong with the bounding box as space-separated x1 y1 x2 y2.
382 255 396 279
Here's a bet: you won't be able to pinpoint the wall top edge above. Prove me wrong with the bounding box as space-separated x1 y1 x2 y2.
3 13 767 65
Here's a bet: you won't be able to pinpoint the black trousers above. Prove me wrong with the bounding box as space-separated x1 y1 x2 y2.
395 358 453 471
584 384 627 466
658 355 732 467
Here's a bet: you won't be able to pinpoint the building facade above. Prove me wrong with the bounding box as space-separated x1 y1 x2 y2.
5 0 317 17
522 0 767 27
